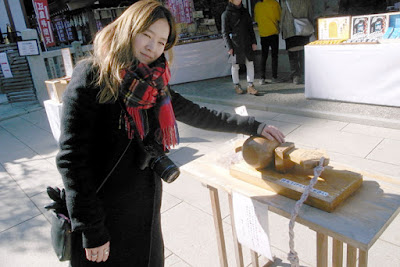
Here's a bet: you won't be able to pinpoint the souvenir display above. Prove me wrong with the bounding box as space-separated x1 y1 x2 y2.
380 12 400 42
317 16 351 40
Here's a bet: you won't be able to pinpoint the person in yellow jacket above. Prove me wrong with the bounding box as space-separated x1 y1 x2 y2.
254 0 281 85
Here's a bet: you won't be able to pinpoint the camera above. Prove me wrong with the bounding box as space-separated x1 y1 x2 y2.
138 140 180 183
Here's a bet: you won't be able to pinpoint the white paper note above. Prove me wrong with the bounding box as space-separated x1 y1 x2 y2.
232 191 273 261
235 105 249 116
0 52 13 78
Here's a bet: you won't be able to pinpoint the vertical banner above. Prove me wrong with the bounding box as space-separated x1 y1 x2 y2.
53 16 67 43
32 0 56 48
165 0 193 24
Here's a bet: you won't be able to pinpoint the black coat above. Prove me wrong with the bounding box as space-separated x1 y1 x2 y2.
56 60 261 266
221 3 257 64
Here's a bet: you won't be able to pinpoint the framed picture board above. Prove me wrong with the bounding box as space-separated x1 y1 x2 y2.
17 40 40 56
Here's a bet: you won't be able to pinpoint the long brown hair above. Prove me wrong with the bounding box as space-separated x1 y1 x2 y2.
91 0 178 103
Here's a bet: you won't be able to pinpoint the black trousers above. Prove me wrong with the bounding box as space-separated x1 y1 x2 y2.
260 34 279 79
288 50 305 78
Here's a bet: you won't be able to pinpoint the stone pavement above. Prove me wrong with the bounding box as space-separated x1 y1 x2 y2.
0 78 400 266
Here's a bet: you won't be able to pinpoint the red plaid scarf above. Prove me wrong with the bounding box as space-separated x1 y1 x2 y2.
119 55 179 149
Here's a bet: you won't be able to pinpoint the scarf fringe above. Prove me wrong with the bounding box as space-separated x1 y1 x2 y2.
158 100 179 149
126 107 145 140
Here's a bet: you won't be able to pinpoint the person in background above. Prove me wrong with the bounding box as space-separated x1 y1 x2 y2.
221 0 259 95
280 0 313 84
254 0 281 85
56 0 285 265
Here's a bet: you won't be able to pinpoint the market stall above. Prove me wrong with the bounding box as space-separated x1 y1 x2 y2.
305 12 400 107
169 36 230 85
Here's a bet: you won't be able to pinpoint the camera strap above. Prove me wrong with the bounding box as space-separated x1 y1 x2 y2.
95 99 140 193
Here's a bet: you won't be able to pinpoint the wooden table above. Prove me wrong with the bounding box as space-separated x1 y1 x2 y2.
180 140 400 267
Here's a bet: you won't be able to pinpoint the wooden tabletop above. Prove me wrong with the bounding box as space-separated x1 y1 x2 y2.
180 141 400 251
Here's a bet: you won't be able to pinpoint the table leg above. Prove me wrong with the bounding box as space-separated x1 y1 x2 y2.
358 250 368 267
332 238 343 267
228 193 244 267
317 232 328 267
208 186 228 267
250 250 259 267
346 245 357 267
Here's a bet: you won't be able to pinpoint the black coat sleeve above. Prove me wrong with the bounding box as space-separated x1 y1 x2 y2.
221 11 234 51
170 88 260 135
246 12 257 45
56 60 110 249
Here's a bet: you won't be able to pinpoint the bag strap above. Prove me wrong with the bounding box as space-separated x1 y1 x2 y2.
95 99 140 194
285 0 292 14
96 137 132 194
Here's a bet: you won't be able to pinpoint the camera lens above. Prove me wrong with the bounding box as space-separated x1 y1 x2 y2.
151 155 180 183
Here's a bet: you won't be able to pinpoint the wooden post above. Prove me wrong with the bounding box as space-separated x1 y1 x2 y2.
332 239 343 267
358 250 368 267
250 250 259 267
317 233 328 267
346 245 357 267
208 186 228 267
228 193 244 267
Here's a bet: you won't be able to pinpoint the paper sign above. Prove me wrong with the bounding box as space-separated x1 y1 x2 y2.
17 40 40 56
235 105 248 116
61 48 74 77
232 191 273 261
0 52 13 78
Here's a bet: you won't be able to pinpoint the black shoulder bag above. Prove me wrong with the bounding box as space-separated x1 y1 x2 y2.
44 138 132 261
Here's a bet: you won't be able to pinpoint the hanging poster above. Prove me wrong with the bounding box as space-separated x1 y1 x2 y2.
351 15 370 39
369 14 388 39
232 191 273 261
33 0 56 47
317 16 351 40
53 16 67 43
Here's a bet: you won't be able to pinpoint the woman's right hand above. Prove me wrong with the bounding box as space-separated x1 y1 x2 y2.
228 49 234 55
85 241 110 262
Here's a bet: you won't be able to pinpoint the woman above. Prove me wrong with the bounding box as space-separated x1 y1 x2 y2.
221 0 259 95
57 0 285 265
280 0 313 84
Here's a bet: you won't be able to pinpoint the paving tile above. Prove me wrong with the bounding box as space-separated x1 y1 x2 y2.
165 254 191 266
286 125 383 158
0 174 41 233
0 116 59 158
162 201 223 266
20 109 52 133
0 145 43 165
274 114 349 131
0 215 69 267
5 158 63 197
368 238 400 267
380 213 400 246
366 139 400 166
30 191 56 223
162 201 251 267
163 171 230 219
329 151 400 180
162 191 183 214
342 123 400 141
260 119 301 136
0 129 28 159
164 247 173 258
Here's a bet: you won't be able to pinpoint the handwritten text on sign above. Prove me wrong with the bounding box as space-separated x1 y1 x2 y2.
232 191 273 261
